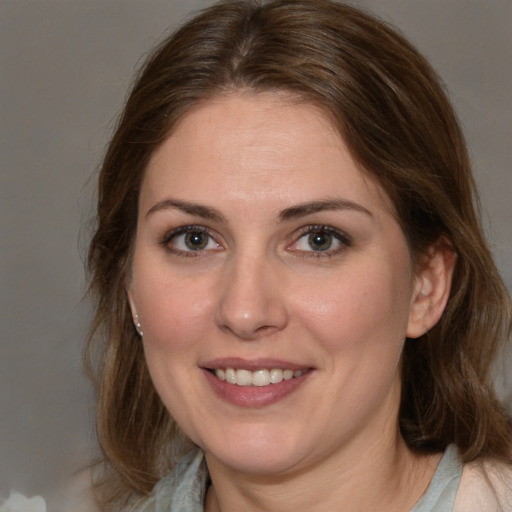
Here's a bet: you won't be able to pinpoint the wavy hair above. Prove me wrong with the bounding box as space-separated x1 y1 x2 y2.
85 0 512 508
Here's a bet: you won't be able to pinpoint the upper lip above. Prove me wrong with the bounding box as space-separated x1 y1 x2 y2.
200 357 312 372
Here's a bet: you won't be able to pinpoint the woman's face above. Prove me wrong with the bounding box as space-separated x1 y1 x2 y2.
128 92 428 476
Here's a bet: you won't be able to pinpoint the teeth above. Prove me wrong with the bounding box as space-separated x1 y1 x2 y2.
214 367 306 387
225 368 236 384
252 369 270 387
236 369 253 386
269 369 283 384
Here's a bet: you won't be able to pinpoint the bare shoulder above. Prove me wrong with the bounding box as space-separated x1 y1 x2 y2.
454 458 512 512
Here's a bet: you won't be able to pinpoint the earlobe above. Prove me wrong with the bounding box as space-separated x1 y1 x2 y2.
126 282 144 337
126 287 136 315
406 239 457 339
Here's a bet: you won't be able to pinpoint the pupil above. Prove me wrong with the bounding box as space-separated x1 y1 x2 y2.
309 231 332 251
185 231 207 250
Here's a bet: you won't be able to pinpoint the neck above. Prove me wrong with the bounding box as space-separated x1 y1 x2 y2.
204 431 441 512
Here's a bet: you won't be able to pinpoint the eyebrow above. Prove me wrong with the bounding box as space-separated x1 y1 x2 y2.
146 197 373 223
278 199 373 222
146 199 226 222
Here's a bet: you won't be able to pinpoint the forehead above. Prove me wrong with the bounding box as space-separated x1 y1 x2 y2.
142 91 393 215
151 91 342 165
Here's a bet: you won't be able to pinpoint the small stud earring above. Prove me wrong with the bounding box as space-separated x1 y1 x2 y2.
134 314 144 337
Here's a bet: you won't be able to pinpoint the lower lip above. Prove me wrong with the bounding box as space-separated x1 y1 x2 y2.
202 369 312 408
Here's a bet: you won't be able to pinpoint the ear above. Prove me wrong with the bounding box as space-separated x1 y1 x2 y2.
406 238 457 339
126 280 144 337
125 277 138 320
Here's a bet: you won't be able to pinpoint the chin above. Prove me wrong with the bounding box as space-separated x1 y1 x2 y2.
201 424 308 476
209 449 304 477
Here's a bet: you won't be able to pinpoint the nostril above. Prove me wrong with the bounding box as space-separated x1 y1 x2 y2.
254 325 279 337
218 322 279 341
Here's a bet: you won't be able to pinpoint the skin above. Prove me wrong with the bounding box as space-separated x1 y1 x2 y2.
127 92 454 511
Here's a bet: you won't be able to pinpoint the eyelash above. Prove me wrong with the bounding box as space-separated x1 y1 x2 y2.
159 224 352 259
291 225 352 259
159 225 221 258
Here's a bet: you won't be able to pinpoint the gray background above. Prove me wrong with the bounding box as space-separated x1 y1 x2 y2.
1 1 510 509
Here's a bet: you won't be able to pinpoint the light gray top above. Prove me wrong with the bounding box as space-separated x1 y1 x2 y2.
130 445 462 512
411 445 462 512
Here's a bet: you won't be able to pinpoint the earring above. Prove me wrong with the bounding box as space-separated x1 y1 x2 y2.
134 314 144 337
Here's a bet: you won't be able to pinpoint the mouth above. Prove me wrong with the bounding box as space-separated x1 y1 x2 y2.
210 367 308 387
201 358 314 407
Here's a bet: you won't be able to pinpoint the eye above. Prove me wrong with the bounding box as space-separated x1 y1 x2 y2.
289 226 350 256
162 226 222 254
304 231 335 251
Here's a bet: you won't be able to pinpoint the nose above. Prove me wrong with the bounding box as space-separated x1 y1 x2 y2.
215 253 289 341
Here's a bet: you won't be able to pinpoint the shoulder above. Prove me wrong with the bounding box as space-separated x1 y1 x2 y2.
454 457 512 512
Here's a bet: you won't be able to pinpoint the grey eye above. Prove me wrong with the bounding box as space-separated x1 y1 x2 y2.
307 231 334 251
168 228 220 252
289 226 349 256
184 231 210 250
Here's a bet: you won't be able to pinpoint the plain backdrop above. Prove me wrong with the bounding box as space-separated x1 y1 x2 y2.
1 0 510 508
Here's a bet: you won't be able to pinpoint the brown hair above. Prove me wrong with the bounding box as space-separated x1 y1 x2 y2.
86 0 512 507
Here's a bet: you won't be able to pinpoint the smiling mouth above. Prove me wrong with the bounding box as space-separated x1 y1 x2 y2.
211 368 308 387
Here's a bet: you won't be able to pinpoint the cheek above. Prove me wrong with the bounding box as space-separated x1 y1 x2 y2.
134 273 216 417
294 262 413 418
133 265 216 354
293 259 413 358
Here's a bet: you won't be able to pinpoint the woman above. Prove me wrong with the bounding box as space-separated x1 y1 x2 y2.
86 1 512 510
